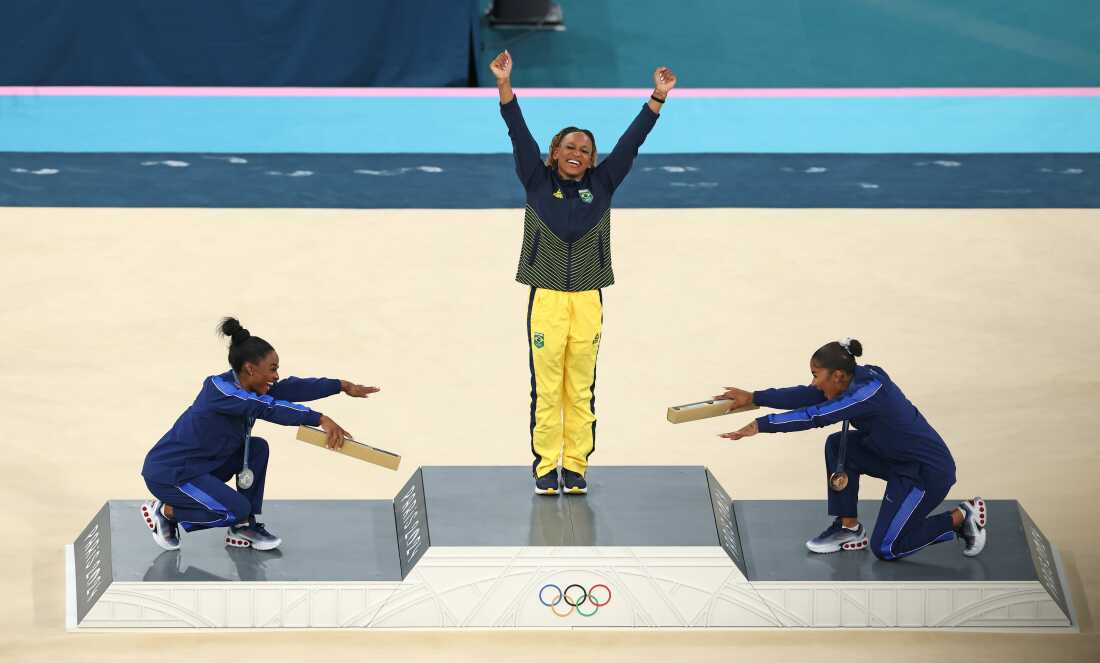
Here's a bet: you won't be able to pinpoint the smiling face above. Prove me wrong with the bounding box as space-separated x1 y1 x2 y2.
241 351 280 395
551 131 595 181
810 360 852 400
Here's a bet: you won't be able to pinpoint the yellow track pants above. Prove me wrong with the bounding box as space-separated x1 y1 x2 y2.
527 287 603 478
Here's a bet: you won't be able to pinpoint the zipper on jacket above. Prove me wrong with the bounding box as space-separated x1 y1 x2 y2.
566 241 574 290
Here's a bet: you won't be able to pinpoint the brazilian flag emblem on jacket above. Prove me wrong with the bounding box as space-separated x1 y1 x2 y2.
533 332 545 349
579 189 594 204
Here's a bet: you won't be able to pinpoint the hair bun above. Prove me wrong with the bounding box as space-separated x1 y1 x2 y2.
847 338 863 357
218 317 251 345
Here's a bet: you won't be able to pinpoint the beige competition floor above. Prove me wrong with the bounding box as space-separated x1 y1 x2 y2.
1 208 1098 661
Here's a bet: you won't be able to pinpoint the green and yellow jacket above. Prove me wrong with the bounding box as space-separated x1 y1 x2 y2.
500 97 658 291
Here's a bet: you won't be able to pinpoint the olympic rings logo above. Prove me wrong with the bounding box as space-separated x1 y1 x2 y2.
538 583 612 617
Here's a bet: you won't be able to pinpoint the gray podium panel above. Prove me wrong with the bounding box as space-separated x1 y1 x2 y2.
420 467 572 546
73 503 113 623
570 466 719 546
394 468 430 577
736 500 1039 583
108 500 402 583
420 466 718 547
705 469 748 575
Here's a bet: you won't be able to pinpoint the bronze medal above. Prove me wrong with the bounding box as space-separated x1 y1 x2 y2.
829 471 849 492
829 420 851 492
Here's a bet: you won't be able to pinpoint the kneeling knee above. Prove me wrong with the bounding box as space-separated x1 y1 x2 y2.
824 432 844 460
249 436 270 459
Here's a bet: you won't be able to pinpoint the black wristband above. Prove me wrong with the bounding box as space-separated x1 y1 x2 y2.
650 94 666 103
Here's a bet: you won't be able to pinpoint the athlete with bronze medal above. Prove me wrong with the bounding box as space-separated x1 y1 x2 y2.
715 339 989 560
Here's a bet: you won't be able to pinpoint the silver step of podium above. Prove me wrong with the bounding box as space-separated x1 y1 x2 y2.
67 466 1075 630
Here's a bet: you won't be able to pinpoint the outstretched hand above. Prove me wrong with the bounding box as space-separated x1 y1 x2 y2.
653 66 677 96
714 386 753 409
341 380 380 398
719 420 759 441
490 50 513 82
318 414 351 450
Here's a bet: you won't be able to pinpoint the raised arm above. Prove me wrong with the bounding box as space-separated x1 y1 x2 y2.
647 66 677 114
596 66 677 191
491 50 514 105
490 50 543 188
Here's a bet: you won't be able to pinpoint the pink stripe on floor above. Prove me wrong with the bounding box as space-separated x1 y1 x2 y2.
1 86 1099 98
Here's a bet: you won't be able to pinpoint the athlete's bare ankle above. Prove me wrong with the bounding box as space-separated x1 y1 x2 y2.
841 517 859 529
951 507 964 529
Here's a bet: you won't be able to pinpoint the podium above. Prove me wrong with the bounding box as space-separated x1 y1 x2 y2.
68 466 1075 630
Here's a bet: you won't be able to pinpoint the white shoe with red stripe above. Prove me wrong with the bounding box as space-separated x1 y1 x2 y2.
806 519 869 554
140 500 180 551
958 497 987 557
225 518 282 551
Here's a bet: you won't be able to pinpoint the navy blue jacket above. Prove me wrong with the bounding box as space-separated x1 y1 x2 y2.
142 371 340 484
753 365 956 479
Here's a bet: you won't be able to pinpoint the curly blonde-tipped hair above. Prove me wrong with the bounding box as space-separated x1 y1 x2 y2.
546 126 598 170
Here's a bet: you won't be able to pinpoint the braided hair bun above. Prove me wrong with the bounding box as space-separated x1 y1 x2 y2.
217 317 274 372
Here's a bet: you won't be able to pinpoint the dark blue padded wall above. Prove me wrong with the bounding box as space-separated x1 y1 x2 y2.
6 2 1098 89
479 0 1100 87
0 0 481 86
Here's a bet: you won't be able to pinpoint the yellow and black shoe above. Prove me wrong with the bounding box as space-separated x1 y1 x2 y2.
561 468 588 495
535 469 560 495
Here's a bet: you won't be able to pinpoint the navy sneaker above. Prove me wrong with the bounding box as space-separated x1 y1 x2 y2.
535 469 560 495
957 497 987 557
225 517 282 551
806 518 868 554
141 500 180 551
561 468 588 495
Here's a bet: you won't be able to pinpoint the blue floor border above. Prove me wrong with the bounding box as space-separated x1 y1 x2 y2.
3 95 1100 154
2 153 1097 208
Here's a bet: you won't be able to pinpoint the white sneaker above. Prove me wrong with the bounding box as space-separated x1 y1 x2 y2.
806 518 868 554
225 518 282 551
958 497 987 557
140 500 180 551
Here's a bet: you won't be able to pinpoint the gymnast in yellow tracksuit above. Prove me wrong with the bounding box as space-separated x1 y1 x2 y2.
489 50 677 495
